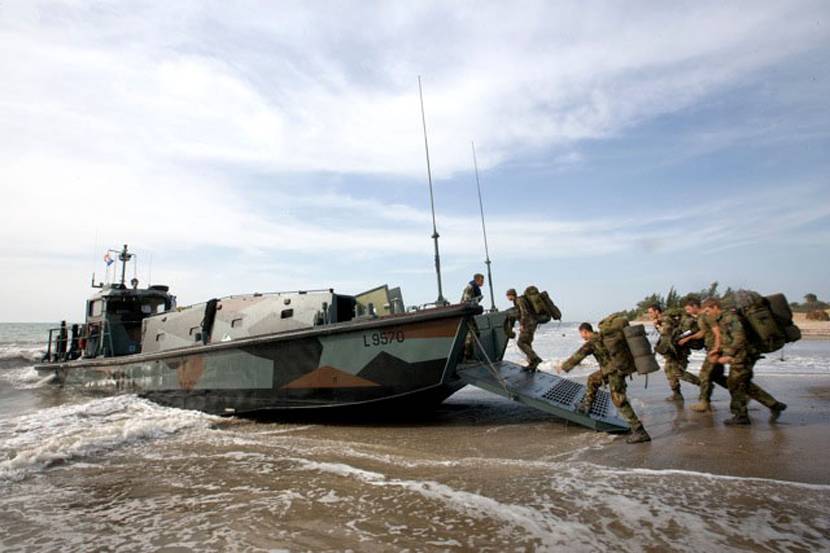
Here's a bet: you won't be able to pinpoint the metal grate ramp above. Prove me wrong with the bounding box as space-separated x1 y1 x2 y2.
456 360 629 433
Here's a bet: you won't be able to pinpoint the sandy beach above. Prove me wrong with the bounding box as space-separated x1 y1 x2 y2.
793 313 830 339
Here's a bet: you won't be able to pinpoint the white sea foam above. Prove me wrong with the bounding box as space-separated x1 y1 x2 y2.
0 344 45 364
296 456 828 552
0 365 54 389
0 395 218 482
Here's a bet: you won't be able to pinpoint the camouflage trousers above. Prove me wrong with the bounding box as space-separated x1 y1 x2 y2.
517 322 542 368
726 358 755 418
584 369 643 431
662 356 700 392
463 319 480 360
698 358 778 409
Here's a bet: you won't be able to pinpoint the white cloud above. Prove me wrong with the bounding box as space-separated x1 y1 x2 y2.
1 1 828 319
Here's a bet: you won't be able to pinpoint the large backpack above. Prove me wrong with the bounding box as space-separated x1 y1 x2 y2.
523 286 562 324
733 291 801 353
598 313 637 375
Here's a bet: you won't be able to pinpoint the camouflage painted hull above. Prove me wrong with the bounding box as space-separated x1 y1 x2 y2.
35 305 484 415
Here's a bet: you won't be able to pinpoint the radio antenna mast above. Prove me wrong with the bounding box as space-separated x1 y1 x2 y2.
472 141 496 312
418 76 447 306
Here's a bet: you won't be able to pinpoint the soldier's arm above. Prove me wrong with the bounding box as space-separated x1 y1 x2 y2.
561 342 593 372
678 329 704 345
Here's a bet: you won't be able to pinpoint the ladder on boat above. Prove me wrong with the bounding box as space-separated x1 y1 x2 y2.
456 360 630 433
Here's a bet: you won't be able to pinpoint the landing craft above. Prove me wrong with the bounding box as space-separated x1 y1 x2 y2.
35 244 629 431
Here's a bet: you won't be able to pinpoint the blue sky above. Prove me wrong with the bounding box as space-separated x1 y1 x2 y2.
1 1 828 322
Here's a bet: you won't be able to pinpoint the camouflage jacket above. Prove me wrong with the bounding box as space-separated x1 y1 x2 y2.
655 313 694 358
461 281 483 305
562 334 610 372
514 296 537 329
654 316 677 352
717 311 748 358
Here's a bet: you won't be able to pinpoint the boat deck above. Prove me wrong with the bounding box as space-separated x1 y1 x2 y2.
456 360 630 432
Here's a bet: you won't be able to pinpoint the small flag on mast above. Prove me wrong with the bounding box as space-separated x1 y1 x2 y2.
104 252 114 266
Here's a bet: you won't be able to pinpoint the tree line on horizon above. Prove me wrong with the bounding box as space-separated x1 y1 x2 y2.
625 283 828 321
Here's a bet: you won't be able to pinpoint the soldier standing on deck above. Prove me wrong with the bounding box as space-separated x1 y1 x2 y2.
678 297 786 420
506 288 543 372
461 274 485 359
556 323 651 444
647 304 700 401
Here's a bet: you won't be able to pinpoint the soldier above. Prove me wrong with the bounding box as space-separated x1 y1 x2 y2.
557 322 651 443
678 297 786 420
506 288 543 372
461 274 485 359
647 304 700 401
701 298 786 425
461 274 485 305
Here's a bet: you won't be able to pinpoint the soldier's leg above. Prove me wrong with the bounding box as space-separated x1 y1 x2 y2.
663 359 681 392
663 359 688 401
517 325 542 369
677 357 700 386
607 372 643 430
700 360 726 400
608 372 651 443
580 370 603 410
726 360 752 423
747 382 778 409
710 360 781 411
463 320 479 359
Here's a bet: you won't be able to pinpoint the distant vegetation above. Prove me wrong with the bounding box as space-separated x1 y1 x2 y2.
624 282 736 320
626 286 829 321
790 293 830 313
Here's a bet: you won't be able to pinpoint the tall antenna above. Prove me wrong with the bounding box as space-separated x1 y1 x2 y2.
418 76 446 306
472 141 496 312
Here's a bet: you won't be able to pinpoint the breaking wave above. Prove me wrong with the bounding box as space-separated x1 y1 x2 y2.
0 395 219 482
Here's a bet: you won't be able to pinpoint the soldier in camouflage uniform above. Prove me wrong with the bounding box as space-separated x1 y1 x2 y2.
647 305 700 401
506 288 543 372
702 298 755 424
461 274 485 359
679 297 785 420
557 322 650 444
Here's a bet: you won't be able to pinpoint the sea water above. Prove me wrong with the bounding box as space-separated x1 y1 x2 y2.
1 322 828 552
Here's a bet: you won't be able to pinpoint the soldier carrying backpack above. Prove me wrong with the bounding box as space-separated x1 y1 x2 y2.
702 295 793 425
506 288 543 372
557 318 652 444
648 304 701 401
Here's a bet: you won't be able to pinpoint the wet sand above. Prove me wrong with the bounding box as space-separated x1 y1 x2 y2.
571 373 830 485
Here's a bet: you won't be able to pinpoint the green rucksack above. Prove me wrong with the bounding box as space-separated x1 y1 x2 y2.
523 286 562 324
598 312 637 375
733 290 800 354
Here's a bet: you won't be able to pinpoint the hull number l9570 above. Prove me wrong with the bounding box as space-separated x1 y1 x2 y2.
363 330 405 347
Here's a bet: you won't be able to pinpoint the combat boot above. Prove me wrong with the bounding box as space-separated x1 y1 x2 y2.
689 400 711 412
723 415 751 426
769 402 787 422
576 399 593 415
665 390 683 402
626 427 651 444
